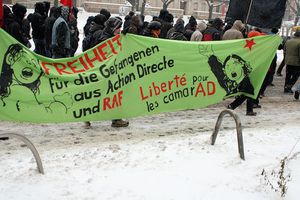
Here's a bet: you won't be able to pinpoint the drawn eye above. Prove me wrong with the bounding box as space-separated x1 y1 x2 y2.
22 68 33 78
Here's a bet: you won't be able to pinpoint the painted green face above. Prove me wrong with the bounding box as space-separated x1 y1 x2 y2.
9 49 41 84
224 58 244 83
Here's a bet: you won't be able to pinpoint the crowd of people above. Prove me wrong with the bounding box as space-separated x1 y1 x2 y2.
1 2 300 122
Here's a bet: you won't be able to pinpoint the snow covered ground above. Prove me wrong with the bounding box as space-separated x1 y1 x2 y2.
1 8 300 200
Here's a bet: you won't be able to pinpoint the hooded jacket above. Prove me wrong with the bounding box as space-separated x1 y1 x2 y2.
190 21 207 41
6 3 29 45
27 2 46 40
168 19 187 41
124 15 142 35
285 33 300 67
94 17 122 44
222 20 245 40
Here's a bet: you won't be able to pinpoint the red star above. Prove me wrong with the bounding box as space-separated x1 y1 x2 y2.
244 39 256 50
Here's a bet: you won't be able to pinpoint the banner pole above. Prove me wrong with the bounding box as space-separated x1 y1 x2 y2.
245 0 254 25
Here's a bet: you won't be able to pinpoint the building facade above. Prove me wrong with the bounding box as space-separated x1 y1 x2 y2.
8 0 229 20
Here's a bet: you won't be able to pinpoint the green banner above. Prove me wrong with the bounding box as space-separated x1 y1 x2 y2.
0 29 281 123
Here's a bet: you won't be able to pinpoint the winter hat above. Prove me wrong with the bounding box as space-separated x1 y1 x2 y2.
12 3 27 19
35 2 45 15
294 30 300 37
60 6 69 21
189 16 197 27
100 9 111 21
128 11 135 17
248 30 262 38
165 13 174 23
212 18 224 29
232 20 245 32
158 9 169 20
105 17 122 32
94 14 107 26
174 18 184 33
197 21 207 32
131 15 141 26
147 21 161 30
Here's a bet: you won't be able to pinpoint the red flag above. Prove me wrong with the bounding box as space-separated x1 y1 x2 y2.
60 0 72 7
0 0 3 28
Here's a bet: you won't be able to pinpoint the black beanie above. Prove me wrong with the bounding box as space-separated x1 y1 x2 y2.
100 9 111 21
12 3 27 18
148 21 161 30
105 17 122 32
94 14 107 26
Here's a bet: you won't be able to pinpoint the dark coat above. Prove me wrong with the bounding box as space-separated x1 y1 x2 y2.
168 19 187 41
6 14 29 45
27 12 46 40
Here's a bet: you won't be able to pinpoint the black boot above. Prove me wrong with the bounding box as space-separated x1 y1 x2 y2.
246 111 257 116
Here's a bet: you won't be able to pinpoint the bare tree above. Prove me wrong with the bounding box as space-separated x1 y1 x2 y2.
141 0 147 16
287 0 300 25
126 0 137 11
54 0 58 7
161 0 174 10
205 0 224 20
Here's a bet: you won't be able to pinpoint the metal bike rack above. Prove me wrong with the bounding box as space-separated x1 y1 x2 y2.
0 133 44 174
211 109 245 160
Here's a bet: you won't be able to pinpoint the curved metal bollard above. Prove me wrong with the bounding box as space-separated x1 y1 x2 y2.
211 109 245 160
0 133 44 174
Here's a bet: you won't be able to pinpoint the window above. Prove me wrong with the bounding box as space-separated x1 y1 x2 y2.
201 2 207 12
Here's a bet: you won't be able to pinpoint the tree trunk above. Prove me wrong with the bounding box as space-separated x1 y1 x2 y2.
296 3 300 26
163 3 167 10
294 15 299 26
54 0 58 7
136 0 140 11
141 0 147 16
127 0 136 11
208 5 213 21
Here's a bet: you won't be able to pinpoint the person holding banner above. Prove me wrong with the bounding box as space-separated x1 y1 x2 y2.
5 3 30 47
143 21 161 38
85 17 129 128
27 2 47 56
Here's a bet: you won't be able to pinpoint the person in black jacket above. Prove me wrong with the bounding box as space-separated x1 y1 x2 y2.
123 11 134 31
167 18 187 41
84 17 129 128
5 3 30 47
27 2 47 56
122 15 142 35
3 5 13 31
88 14 107 49
44 6 60 57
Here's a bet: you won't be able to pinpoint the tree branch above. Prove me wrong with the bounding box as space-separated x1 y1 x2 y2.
287 0 297 14
205 0 212 7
